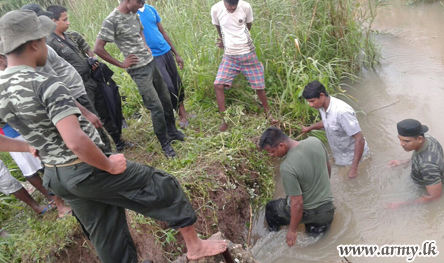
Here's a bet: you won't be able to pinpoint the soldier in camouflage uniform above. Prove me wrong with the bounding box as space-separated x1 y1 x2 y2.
388 119 444 208
0 10 227 263
44 4 132 152
94 0 185 158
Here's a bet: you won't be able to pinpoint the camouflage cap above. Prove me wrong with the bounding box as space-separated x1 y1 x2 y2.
0 10 56 55
21 3 53 18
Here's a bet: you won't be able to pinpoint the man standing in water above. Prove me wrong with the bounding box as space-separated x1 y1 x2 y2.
388 119 443 208
301 80 369 178
0 10 226 263
260 127 335 247
211 0 275 132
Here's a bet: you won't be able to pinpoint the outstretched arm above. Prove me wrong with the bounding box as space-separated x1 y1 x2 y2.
0 134 36 155
301 121 324 133
93 39 138 69
287 195 303 247
75 101 102 128
387 183 442 209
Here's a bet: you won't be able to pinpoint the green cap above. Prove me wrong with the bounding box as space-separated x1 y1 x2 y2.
0 10 56 55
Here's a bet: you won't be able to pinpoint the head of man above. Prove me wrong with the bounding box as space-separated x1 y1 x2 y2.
120 0 145 13
21 3 53 17
302 80 329 110
46 5 69 33
259 127 290 158
223 0 239 13
0 10 55 67
396 119 428 152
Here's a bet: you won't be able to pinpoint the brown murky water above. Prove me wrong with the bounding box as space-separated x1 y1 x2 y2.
251 1 444 262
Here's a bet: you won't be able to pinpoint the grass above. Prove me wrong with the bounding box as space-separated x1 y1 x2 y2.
0 0 380 261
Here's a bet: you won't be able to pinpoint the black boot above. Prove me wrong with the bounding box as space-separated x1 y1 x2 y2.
115 139 134 152
166 122 185 142
156 133 177 158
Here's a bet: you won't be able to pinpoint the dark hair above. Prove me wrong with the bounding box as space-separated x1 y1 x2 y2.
224 0 239 5
46 5 67 20
259 127 288 149
302 80 329 99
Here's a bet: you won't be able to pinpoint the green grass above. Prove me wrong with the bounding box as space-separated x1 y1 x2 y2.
0 0 380 261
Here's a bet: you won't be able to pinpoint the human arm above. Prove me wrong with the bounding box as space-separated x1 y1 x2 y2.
56 115 126 174
387 183 442 209
327 159 331 178
301 121 324 133
157 22 183 69
215 25 224 49
348 131 365 178
388 159 411 167
247 22 252 31
74 101 102 128
0 134 38 156
93 38 139 69
287 195 303 247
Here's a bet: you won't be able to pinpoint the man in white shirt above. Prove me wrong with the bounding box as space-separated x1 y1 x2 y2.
211 0 275 132
301 81 369 178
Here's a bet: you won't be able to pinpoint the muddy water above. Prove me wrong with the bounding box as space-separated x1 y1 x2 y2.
251 1 444 262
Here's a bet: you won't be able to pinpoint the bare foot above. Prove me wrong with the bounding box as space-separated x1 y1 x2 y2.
267 114 278 125
219 122 228 132
187 239 227 261
57 206 72 218
36 205 50 215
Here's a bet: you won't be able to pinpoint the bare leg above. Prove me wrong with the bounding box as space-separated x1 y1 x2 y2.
256 89 277 124
12 187 47 214
214 84 228 132
53 196 72 218
178 103 188 126
179 225 227 261
25 173 52 201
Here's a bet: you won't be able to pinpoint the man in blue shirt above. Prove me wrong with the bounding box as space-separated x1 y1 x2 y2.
138 4 192 128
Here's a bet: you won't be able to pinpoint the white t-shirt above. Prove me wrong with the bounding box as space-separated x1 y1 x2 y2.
211 0 255 55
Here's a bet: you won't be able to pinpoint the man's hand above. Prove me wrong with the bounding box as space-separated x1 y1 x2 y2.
216 38 224 49
286 229 298 247
175 54 184 70
92 62 100 71
106 154 127 174
386 202 403 209
121 54 139 68
301 126 311 134
348 166 358 178
29 146 39 158
84 111 103 128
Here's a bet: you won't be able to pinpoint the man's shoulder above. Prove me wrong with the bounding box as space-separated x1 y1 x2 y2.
330 96 355 115
211 1 224 11
239 0 252 9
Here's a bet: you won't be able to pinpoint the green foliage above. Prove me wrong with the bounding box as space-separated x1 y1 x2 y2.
0 0 66 15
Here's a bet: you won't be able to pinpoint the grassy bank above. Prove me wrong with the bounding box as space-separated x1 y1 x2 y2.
0 0 379 261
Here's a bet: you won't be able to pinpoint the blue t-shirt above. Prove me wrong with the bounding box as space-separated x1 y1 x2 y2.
137 5 171 57
2 123 20 138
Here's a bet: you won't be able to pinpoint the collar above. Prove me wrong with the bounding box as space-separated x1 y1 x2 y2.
1 65 35 75
415 137 430 154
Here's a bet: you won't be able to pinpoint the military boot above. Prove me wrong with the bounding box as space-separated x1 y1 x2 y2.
156 133 177 158
166 121 185 143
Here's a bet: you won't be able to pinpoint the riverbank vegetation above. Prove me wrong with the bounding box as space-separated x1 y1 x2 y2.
0 0 379 261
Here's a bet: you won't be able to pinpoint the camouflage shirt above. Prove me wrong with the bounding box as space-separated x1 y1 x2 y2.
0 66 103 165
37 45 87 100
97 9 153 69
411 135 444 186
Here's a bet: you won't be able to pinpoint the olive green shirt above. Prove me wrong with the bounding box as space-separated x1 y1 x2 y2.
280 137 334 210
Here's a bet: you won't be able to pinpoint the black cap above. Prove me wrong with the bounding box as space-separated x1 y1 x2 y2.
21 3 53 18
397 119 428 137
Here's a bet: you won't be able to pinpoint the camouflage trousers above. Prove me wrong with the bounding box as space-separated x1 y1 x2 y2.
127 60 175 135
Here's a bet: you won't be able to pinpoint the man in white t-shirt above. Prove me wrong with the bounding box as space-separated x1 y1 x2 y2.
211 0 275 132
301 81 369 178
